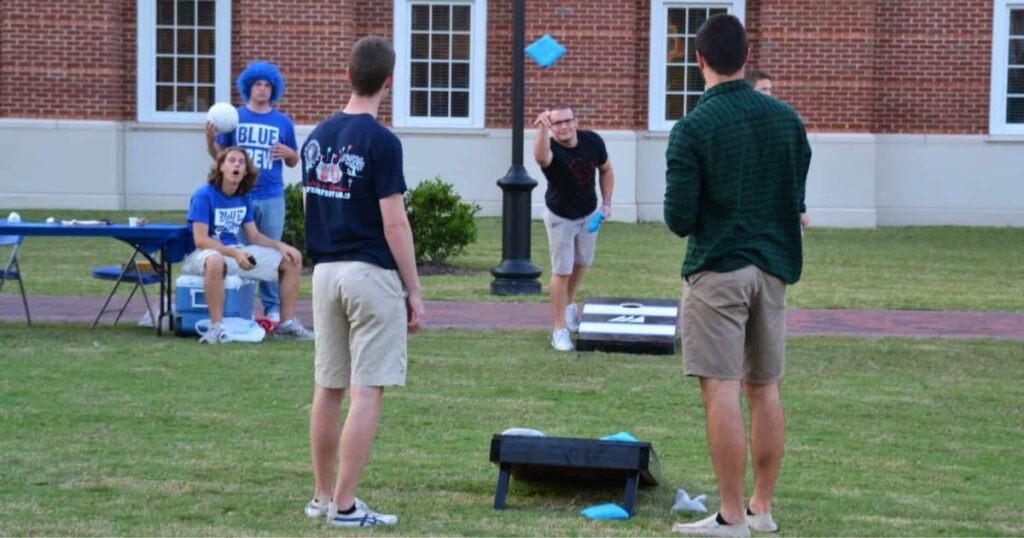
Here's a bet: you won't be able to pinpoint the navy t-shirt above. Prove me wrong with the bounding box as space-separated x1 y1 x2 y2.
541 130 608 220
301 113 406 269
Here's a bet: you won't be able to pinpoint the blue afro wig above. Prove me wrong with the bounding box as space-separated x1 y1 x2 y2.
237 61 285 104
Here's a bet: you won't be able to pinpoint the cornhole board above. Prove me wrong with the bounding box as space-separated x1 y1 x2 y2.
576 297 679 355
489 434 661 516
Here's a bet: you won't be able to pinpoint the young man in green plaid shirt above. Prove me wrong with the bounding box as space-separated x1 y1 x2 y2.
664 14 811 538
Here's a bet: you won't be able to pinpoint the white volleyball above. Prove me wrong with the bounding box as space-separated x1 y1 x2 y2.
207 102 239 133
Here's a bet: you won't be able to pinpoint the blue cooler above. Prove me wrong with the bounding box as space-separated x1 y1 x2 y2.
174 274 255 336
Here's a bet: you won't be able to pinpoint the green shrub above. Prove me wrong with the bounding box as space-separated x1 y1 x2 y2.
405 176 480 264
282 183 311 266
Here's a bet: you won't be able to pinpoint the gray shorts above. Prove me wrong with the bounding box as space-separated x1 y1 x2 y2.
681 265 787 383
543 208 599 276
181 245 282 282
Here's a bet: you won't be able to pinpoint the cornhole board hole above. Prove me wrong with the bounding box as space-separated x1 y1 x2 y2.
576 297 679 355
489 434 661 516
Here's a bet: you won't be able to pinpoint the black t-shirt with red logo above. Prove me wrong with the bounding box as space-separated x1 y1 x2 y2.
541 130 608 220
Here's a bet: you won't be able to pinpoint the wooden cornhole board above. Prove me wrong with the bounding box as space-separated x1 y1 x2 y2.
489 434 661 516
576 297 679 355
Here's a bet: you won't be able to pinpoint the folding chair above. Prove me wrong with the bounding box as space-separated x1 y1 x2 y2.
90 258 161 329
0 234 31 325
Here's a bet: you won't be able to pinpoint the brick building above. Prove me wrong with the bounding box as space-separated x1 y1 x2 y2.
2 0 1023 226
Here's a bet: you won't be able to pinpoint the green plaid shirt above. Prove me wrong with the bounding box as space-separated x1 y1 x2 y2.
664 79 811 284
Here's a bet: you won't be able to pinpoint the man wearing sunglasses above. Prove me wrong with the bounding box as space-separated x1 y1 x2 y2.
533 103 615 352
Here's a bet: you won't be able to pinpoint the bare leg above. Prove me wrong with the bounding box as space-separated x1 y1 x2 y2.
277 254 302 322
310 384 344 500
549 274 570 330
699 378 746 524
744 381 785 515
566 264 586 310
332 385 384 509
203 254 226 325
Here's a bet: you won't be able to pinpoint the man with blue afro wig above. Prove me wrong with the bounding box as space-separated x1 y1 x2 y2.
205 59 298 323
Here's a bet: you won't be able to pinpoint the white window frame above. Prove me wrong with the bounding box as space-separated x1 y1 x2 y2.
648 0 745 131
136 0 232 123
990 0 1024 135
393 0 487 129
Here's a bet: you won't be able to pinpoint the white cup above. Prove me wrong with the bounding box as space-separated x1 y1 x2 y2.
128 217 139 227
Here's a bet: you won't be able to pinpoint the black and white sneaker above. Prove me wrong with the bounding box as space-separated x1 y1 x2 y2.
327 501 398 527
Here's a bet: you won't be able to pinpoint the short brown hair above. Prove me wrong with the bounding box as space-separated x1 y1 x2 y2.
549 102 575 116
208 147 258 196
746 69 772 84
349 36 395 96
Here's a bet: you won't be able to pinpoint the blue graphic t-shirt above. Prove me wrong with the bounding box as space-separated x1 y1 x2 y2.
187 183 254 246
216 107 297 200
301 113 406 270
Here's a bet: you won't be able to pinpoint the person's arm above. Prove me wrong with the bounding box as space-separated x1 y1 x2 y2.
192 222 255 270
532 111 553 168
271 143 299 167
598 159 615 218
242 222 302 264
663 123 701 238
798 121 812 231
380 193 424 332
205 122 226 160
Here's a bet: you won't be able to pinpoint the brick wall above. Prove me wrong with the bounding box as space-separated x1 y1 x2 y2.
0 0 996 134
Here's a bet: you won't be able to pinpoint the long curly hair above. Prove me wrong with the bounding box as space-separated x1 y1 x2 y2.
237 60 285 104
208 147 259 196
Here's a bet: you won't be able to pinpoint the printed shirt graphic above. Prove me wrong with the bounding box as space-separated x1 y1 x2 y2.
541 130 608 220
301 112 406 270
216 107 297 200
187 183 255 246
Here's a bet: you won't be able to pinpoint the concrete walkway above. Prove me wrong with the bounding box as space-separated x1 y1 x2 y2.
2 294 1023 340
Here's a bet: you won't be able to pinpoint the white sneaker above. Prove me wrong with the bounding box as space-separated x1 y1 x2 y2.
746 510 778 533
274 319 314 341
564 304 580 332
672 513 750 537
198 324 226 344
551 328 574 351
305 497 328 518
267 310 281 323
327 500 398 527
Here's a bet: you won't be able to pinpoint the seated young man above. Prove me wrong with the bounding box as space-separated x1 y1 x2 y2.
182 147 313 344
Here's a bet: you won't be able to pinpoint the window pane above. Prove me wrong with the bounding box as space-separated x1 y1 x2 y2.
176 85 196 112
666 94 685 120
411 90 429 116
452 91 469 117
412 4 430 30
198 29 215 54
687 94 702 114
667 66 685 91
1008 68 1024 94
178 57 195 83
157 29 174 53
431 63 449 88
432 4 450 31
452 6 470 31
667 37 685 63
432 34 450 60
452 63 469 88
1010 39 1024 65
177 0 195 25
687 65 704 91
688 9 707 33
157 57 174 82
197 86 214 110
668 8 686 35
1007 97 1024 123
1011 9 1024 35
411 62 429 88
687 37 697 63
709 8 728 17
157 0 174 25
157 85 174 111
198 58 215 83
197 0 215 26
452 34 470 60
412 34 429 59
177 29 195 54
430 91 449 117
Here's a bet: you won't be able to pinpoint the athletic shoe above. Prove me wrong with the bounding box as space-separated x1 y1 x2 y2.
672 513 750 537
267 310 281 323
551 328 574 352
746 509 778 533
327 501 398 527
274 319 314 340
198 324 225 344
305 497 329 518
565 303 581 332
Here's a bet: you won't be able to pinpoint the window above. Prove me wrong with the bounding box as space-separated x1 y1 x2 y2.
991 1 1024 135
648 1 745 131
393 0 487 128
137 0 231 123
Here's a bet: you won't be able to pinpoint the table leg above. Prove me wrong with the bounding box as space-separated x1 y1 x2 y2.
494 463 511 510
622 472 639 517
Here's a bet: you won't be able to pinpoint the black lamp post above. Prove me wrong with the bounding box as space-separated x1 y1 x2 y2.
490 0 542 295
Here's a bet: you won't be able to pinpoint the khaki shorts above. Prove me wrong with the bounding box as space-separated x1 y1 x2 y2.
681 265 787 383
543 208 599 276
312 261 408 389
181 245 282 282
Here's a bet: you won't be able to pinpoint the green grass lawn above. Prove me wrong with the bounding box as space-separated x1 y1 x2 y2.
0 325 1021 536
4 209 1023 311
